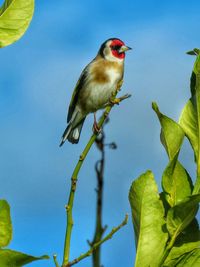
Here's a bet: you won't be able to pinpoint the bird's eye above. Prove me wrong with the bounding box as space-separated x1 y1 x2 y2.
111 45 121 50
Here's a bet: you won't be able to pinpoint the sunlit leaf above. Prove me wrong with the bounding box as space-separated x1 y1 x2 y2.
0 0 34 48
0 249 49 267
152 102 192 206
0 200 12 248
179 52 200 161
152 102 184 160
179 50 200 193
179 100 198 160
129 170 168 267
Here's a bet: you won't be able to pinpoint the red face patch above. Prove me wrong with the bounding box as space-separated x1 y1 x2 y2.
110 39 125 59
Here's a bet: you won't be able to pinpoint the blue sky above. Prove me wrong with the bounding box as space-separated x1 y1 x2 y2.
0 0 200 266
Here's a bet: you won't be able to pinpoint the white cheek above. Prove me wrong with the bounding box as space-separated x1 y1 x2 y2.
104 48 124 62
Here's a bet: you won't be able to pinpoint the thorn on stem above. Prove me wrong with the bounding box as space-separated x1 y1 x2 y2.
53 254 60 267
65 205 70 211
104 111 109 119
87 239 92 246
103 225 108 233
79 154 84 161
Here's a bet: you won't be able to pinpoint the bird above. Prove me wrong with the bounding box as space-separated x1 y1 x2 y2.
60 38 131 146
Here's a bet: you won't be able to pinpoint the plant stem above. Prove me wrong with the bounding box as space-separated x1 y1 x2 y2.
90 129 106 267
53 254 60 267
61 86 131 266
64 215 128 267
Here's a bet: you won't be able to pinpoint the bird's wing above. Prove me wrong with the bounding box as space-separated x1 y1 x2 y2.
67 68 88 123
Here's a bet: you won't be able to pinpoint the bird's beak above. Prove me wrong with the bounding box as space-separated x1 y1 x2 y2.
119 45 132 53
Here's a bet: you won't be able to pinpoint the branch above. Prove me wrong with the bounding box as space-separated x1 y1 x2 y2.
53 254 61 267
62 82 131 266
64 215 128 267
91 124 117 267
90 129 105 267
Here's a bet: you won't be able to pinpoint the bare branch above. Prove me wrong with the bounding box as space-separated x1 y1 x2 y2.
64 215 128 267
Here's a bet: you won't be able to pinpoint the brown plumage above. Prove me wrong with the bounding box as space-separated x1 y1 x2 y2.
91 56 123 84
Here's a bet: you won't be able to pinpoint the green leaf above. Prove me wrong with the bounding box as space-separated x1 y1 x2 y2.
160 191 170 215
177 218 200 243
166 244 200 267
162 160 193 207
179 52 200 160
179 50 200 193
152 102 184 160
176 249 200 267
152 102 192 206
0 200 12 248
166 249 200 267
0 249 49 267
0 0 34 48
187 48 200 56
167 195 200 240
129 170 168 267
164 197 200 266
164 219 200 266
179 100 198 161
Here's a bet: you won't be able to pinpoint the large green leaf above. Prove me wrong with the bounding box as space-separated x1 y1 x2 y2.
0 0 34 48
129 170 168 267
167 195 200 240
0 200 12 248
0 249 49 267
179 50 200 194
152 102 192 206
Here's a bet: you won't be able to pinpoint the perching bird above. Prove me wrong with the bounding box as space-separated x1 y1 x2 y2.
60 38 131 146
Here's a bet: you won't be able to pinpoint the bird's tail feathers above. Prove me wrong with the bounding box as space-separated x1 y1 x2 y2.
59 117 85 146
67 118 85 144
59 123 72 147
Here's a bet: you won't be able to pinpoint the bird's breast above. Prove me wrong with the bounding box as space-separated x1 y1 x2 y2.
79 67 122 113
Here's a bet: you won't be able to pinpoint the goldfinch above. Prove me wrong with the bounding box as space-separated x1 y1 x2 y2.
60 38 131 146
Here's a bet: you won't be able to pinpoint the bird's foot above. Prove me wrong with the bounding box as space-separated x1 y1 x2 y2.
109 98 121 105
93 122 101 135
109 94 132 106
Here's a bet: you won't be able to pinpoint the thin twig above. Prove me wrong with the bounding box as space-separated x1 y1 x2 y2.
62 81 131 266
90 121 117 267
90 129 106 267
53 254 61 267
64 215 128 267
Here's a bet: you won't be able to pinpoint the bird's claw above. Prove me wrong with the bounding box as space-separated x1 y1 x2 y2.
109 98 121 105
119 93 132 100
93 122 101 135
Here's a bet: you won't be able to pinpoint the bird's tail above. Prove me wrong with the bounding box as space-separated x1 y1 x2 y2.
59 118 85 146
